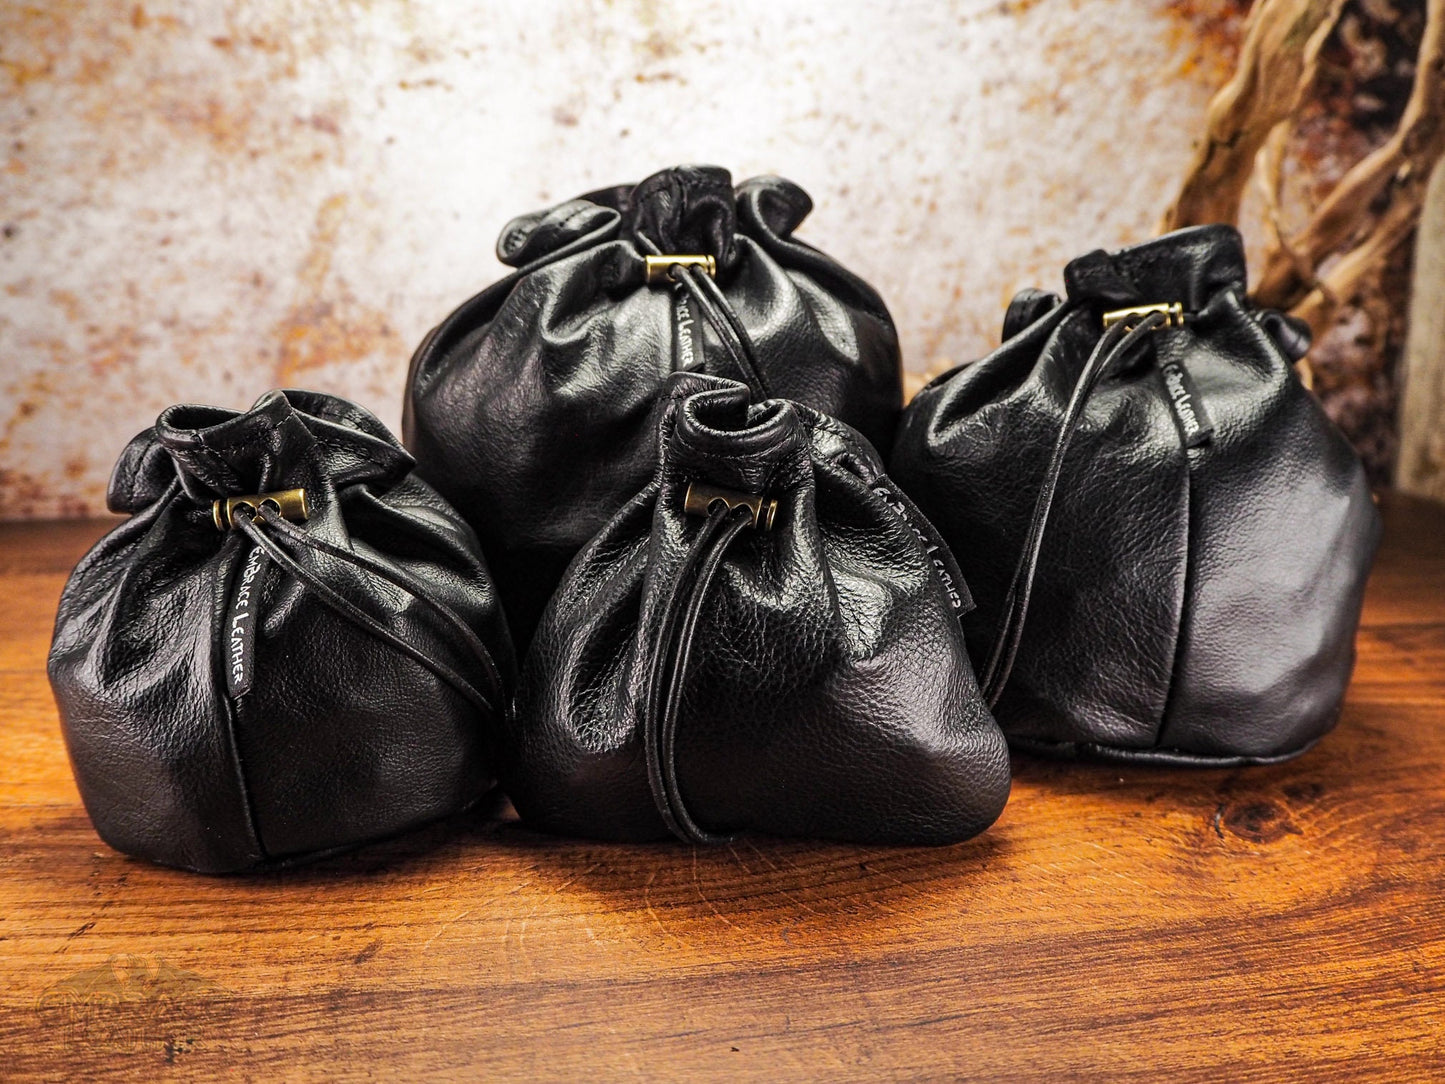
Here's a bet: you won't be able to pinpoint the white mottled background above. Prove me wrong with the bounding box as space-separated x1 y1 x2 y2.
0 0 1244 517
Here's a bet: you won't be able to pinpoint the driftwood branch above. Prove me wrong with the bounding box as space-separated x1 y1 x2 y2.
1161 0 1345 232
1256 0 1445 316
1167 0 1445 346
1396 158 1445 498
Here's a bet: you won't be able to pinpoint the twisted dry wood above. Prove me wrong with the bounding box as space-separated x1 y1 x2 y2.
1167 0 1445 342
1161 0 1346 232
1257 0 1445 323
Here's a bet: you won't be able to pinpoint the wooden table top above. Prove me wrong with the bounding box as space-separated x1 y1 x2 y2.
1 496 1441 1082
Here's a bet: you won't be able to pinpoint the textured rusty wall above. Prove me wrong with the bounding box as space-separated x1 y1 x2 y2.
0 0 1250 518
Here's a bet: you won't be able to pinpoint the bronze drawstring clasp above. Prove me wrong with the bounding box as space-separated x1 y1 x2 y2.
1101 301 1185 330
213 488 310 531
683 482 776 530
645 254 717 285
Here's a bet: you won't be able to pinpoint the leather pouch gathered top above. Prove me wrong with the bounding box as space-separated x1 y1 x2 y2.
504 373 1010 845
890 225 1381 766
403 164 903 650
48 390 515 873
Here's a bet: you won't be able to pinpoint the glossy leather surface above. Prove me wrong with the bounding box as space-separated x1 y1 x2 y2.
505 373 1010 844
48 390 514 873
403 165 903 649
891 226 1380 764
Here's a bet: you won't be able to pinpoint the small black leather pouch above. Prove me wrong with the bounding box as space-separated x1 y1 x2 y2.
504 373 1010 845
48 389 514 872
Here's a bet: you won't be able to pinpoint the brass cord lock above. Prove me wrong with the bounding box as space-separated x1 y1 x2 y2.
684 482 777 530
213 488 311 531
645 254 717 285
1101 301 1185 330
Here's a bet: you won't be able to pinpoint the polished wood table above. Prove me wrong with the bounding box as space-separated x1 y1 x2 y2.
1 496 1441 1081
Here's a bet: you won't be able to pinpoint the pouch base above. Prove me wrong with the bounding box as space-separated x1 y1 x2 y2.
1008 733 1326 769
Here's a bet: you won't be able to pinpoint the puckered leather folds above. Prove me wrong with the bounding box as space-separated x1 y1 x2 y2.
504 373 1010 845
891 225 1381 765
404 165 903 650
49 390 515 872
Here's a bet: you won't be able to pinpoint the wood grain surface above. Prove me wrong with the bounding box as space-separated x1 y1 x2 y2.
1 497 1441 1082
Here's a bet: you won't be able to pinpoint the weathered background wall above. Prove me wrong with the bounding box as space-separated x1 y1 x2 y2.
0 0 1422 518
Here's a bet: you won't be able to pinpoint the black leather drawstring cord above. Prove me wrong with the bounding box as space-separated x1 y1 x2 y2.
234 505 500 717
256 507 505 701
979 310 1168 707
671 264 773 400
633 229 772 840
635 232 773 401
641 500 753 843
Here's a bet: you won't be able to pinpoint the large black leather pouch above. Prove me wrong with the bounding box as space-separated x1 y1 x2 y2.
891 225 1380 765
404 165 903 650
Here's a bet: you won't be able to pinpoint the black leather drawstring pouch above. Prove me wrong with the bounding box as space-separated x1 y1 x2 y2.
403 164 903 650
891 225 1381 766
504 373 1010 845
48 390 515 873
